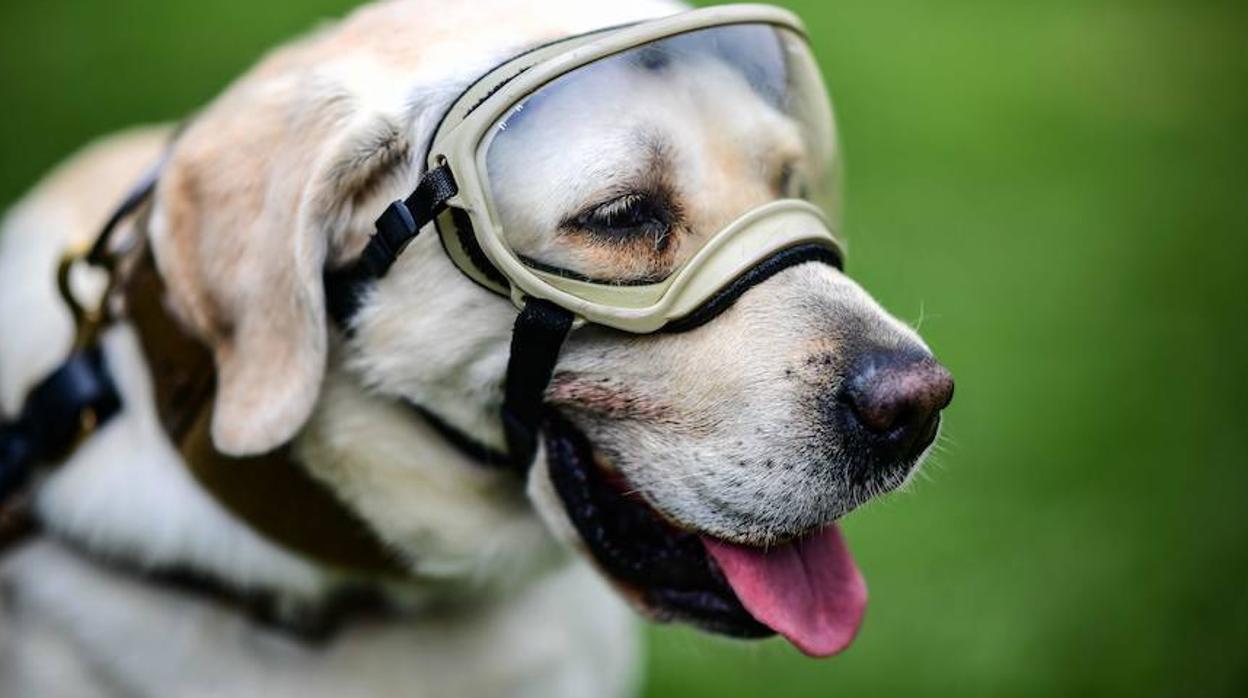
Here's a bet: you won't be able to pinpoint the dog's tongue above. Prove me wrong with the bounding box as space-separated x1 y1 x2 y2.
702 525 867 657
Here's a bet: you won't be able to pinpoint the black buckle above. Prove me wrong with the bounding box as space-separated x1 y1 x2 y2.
361 201 418 277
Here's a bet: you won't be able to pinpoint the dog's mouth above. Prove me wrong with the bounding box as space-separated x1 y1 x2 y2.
541 410 867 657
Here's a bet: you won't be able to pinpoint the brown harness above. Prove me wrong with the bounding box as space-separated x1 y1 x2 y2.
0 243 411 638
121 248 406 577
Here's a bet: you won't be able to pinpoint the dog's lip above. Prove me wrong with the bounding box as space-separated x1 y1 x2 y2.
541 409 773 639
567 445 755 544
610 480 816 549
556 428 790 549
915 414 941 453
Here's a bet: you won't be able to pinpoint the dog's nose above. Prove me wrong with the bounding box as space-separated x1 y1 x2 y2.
841 350 954 461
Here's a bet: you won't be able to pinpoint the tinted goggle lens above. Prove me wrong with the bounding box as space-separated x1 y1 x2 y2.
480 23 839 300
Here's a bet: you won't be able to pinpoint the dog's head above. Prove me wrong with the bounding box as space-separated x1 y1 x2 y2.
146 0 952 657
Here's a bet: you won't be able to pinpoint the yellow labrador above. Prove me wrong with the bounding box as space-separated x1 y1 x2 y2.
0 1 952 695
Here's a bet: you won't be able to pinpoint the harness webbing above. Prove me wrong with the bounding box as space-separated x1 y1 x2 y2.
124 248 407 575
324 164 458 326
0 346 121 502
503 299 574 468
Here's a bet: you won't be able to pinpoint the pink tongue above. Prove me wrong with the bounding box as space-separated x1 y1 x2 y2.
702 525 867 657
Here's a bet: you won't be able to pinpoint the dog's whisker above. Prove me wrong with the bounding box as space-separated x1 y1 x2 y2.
934 432 960 452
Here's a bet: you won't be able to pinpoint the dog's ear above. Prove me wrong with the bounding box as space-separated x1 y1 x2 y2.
149 91 412 456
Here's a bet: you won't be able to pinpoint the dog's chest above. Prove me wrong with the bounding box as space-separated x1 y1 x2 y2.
0 540 639 698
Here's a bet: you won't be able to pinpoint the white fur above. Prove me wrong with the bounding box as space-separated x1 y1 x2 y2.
297 366 563 585
0 539 638 698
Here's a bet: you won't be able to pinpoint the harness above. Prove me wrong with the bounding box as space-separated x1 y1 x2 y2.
0 164 568 636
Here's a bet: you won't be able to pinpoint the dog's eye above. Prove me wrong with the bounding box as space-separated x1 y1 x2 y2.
574 192 673 247
776 162 810 199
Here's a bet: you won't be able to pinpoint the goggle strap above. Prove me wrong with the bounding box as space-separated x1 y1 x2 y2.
325 164 458 327
502 297 574 471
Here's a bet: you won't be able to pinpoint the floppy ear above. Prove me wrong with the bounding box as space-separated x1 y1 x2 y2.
149 87 412 456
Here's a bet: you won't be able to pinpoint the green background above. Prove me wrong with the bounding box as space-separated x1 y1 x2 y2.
2 1 1245 695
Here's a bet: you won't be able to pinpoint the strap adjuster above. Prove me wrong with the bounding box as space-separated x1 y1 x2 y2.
361 201 418 277
324 165 458 328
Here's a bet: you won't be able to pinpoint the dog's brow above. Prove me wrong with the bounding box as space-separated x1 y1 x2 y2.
636 131 672 170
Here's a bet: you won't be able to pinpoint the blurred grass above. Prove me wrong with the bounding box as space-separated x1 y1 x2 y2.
2 1 1246 696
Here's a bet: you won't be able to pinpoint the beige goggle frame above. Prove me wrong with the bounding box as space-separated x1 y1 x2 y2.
427 4 844 334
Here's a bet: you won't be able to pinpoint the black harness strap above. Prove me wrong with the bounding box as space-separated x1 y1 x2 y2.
86 158 163 266
405 403 512 468
324 165 457 326
502 298 574 471
0 347 122 502
0 160 153 504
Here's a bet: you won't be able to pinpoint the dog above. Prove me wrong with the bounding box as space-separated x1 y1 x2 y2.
0 1 953 695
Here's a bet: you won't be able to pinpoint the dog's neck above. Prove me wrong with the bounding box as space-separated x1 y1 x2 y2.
297 364 567 587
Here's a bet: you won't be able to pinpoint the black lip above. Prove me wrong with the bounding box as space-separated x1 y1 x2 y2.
541 409 772 639
914 414 941 455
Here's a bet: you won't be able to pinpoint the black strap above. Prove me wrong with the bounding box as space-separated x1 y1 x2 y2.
501 298 574 471
86 158 164 268
0 346 122 502
325 165 457 326
405 402 512 468
1 157 162 507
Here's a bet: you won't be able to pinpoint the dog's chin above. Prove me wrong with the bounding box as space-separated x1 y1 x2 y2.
540 409 773 639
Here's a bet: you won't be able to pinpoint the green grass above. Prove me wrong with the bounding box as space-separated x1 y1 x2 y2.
2 1 1245 695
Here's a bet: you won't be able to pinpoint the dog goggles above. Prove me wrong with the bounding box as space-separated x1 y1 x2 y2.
327 4 844 333
323 4 847 466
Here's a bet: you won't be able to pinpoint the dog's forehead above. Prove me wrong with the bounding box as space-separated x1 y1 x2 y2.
321 0 686 82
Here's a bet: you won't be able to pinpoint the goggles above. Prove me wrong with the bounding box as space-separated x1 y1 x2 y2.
431 4 843 333
324 4 846 465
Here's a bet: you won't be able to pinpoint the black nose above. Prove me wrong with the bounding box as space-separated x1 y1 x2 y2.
841 350 954 462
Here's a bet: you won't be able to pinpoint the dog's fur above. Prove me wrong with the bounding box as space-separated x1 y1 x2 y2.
0 1 938 695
